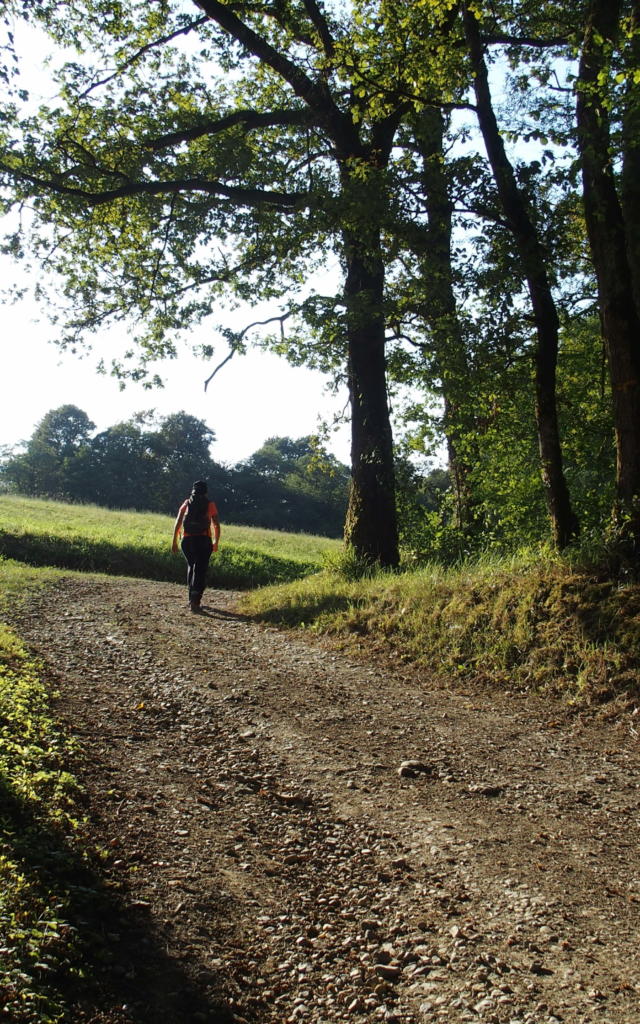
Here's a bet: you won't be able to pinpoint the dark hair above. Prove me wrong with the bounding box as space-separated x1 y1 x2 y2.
187 492 209 518
192 480 208 496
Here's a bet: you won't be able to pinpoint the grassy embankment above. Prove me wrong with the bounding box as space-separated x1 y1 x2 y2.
242 549 640 712
0 493 340 589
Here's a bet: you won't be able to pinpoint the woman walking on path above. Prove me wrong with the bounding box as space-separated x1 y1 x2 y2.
172 480 221 612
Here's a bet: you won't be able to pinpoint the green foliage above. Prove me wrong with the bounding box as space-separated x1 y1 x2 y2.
1 411 349 538
0 623 84 1023
322 545 386 582
2 406 219 513
0 0 634 561
230 435 349 536
397 310 616 559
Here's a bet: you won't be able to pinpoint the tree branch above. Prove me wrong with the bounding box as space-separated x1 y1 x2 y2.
1 164 306 210
371 105 412 161
146 193 177 310
193 0 350 140
301 0 336 58
246 3 316 48
234 310 295 343
147 107 314 151
171 251 277 297
78 16 210 99
203 310 294 390
204 347 236 390
482 32 570 48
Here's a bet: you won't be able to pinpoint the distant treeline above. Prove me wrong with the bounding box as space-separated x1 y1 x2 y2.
0 405 355 537
1 405 450 543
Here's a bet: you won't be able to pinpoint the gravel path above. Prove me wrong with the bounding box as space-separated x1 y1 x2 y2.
11 575 640 1024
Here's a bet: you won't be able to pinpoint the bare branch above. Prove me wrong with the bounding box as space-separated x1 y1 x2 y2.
78 16 209 99
204 347 236 390
236 310 295 342
204 309 296 390
386 329 417 346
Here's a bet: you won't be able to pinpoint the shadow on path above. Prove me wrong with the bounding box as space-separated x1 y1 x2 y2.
0 777 236 1024
196 605 252 621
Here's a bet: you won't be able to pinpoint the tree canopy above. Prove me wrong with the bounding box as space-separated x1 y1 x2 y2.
1 0 639 563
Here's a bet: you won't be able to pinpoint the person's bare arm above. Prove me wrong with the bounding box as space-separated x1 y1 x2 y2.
172 508 184 553
212 512 221 552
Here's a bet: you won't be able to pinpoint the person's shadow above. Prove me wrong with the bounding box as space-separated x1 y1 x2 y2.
197 606 251 621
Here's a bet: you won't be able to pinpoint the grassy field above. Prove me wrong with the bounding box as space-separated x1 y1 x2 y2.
0 494 341 589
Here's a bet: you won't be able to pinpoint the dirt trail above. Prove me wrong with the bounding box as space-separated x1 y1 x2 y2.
10 575 640 1024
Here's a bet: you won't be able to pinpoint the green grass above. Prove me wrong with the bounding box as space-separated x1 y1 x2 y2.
0 494 341 589
242 547 640 710
0 618 87 1023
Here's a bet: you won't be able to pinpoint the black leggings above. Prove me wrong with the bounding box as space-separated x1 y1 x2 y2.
181 536 213 599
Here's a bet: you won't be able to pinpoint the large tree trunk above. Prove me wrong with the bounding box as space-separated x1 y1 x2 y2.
577 0 640 542
342 228 400 567
621 0 640 317
463 5 579 550
415 108 480 535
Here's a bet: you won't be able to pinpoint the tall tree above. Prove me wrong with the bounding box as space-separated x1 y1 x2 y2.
461 3 579 549
147 411 217 510
0 0 404 565
3 404 95 497
575 0 640 546
230 435 348 534
408 107 481 536
88 419 156 507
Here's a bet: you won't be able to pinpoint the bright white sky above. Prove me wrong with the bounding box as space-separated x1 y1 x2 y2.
0 277 352 465
0 15 353 468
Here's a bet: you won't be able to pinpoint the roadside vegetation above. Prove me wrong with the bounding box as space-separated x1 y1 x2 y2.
242 547 640 713
0 573 87 1023
2 494 638 713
